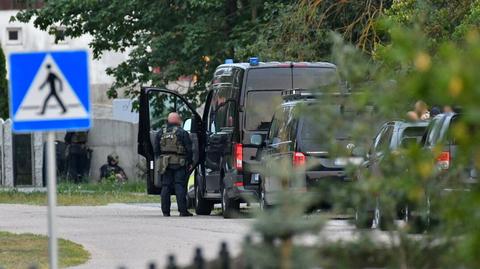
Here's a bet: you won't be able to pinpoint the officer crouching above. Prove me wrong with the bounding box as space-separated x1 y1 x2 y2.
155 112 193 217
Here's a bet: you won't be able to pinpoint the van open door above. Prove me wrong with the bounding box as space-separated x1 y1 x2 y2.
138 87 204 194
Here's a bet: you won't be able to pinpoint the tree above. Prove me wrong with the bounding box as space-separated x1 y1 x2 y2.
386 0 476 44
0 46 8 119
236 0 394 61
14 0 290 107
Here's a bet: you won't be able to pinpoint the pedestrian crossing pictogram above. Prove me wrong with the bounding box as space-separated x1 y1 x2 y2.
9 50 91 132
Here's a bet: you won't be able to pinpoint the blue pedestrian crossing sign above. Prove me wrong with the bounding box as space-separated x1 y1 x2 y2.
9 50 91 132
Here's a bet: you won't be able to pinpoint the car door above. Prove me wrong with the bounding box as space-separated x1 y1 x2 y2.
202 69 239 195
138 87 204 194
263 106 298 194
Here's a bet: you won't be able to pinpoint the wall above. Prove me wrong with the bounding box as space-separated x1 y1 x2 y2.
87 118 141 182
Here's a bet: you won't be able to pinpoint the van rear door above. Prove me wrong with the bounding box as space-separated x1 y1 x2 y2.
138 87 204 194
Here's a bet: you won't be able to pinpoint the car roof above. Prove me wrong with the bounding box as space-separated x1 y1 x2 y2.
392 120 430 128
217 61 337 70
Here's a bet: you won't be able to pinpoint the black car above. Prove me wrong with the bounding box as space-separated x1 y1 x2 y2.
138 60 338 218
355 120 429 229
257 89 365 209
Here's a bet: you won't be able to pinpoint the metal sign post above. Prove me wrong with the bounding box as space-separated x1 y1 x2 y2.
8 50 91 269
46 132 58 269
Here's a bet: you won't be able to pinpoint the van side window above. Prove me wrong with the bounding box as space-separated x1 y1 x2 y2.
207 90 219 133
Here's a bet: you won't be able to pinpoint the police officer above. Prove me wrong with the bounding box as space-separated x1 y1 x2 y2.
100 153 128 182
65 131 90 183
155 112 193 217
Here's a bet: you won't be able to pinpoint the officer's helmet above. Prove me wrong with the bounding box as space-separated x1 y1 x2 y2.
108 153 119 165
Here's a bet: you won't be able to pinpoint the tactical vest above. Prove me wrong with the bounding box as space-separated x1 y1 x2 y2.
160 127 186 166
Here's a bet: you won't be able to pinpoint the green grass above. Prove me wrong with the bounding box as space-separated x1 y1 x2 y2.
0 181 160 206
0 231 90 269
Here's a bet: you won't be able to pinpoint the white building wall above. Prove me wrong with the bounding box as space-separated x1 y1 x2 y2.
0 9 130 108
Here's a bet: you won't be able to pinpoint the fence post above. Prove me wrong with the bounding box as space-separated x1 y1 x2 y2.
193 247 205 269
219 241 230 269
166 255 178 269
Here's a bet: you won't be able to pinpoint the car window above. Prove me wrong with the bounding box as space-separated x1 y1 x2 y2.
425 115 447 146
446 115 461 145
209 68 239 133
269 106 297 152
245 90 282 131
148 92 194 131
399 126 427 147
375 125 394 152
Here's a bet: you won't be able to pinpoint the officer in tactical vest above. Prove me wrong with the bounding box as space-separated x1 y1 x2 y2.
65 131 90 183
155 112 193 217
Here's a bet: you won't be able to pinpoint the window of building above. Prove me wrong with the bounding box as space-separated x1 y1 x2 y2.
6 28 22 45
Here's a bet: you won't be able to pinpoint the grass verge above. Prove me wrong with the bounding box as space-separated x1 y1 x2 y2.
0 231 90 269
0 181 159 206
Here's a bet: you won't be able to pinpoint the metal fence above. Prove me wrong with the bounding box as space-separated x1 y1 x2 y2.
5 240 253 269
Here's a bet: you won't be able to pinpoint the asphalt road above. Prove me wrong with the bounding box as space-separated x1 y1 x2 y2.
0 203 358 269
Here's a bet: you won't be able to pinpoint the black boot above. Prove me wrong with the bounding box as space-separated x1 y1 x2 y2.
180 211 193 217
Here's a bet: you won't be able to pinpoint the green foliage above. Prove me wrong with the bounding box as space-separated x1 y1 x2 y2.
13 0 291 106
386 0 477 45
238 0 394 61
0 46 8 119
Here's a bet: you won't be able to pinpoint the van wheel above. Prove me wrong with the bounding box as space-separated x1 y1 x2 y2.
195 184 213 215
221 186 240 219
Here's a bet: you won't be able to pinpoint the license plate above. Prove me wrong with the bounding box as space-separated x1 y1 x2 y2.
334 157 363 166
251 173 260 184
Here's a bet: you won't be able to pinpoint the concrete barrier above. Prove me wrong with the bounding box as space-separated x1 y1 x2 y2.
87 118 142 182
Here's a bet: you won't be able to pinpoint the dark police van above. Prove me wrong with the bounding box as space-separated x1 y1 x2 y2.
138 59 337 218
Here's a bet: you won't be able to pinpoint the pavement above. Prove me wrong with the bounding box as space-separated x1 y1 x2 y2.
0 203 362 269
0 203 252 269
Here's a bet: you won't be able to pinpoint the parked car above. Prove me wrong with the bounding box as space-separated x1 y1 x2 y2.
137 59 339 218
413 112 478 230
423 112 477 183
355 120 429 229
257 89 365 209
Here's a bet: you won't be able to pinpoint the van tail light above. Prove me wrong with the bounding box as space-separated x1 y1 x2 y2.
293 152 306 167
437 151 451 170
234 143 243 171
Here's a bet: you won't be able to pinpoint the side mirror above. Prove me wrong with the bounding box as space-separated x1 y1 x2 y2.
183 118 192 133
250 134 263 146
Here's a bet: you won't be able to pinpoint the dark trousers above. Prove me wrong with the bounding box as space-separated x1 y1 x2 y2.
161 167 188 214
66 152 87 183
